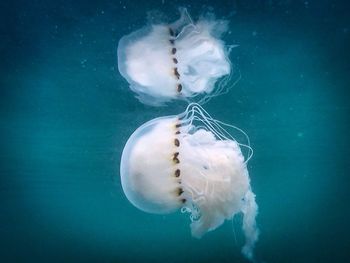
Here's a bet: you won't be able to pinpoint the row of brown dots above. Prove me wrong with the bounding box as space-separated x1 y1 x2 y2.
173 121 185 204
169 27 183 94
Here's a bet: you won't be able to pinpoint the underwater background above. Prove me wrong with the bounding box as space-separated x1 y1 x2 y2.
1 0 349 262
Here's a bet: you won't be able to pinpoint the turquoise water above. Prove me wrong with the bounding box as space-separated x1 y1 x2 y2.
1 1 349 262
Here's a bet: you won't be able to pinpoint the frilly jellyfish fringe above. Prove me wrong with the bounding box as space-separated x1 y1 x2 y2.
120 103 258 260
117 8 239 106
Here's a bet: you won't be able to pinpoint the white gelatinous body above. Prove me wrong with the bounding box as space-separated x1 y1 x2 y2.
117 8 232 105
120 104 258 260
120 117 183 214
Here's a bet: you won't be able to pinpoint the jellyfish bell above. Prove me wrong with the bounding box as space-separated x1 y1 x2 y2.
117 8 235 106
120 103 259 260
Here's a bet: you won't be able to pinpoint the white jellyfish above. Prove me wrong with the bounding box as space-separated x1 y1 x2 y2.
117 8 236 106
120 103 259 260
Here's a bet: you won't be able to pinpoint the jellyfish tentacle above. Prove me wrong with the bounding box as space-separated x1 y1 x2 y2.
197 67 241 105
174 23 199 40
179 103 253 162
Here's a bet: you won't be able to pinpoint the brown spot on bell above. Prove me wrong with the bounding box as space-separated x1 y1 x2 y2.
174 138 180 147
177 84 182 92
174 68 180 79
175 169 180 177
172 47 177 55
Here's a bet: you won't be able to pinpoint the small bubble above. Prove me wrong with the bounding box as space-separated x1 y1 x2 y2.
81 59 87 68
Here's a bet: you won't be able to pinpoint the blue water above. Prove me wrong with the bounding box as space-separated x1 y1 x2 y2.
1 1 349 262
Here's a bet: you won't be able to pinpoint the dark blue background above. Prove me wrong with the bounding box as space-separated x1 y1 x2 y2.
1 0 349 262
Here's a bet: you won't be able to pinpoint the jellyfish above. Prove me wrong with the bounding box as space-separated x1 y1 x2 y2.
120 103 259 260
117 8 236 106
